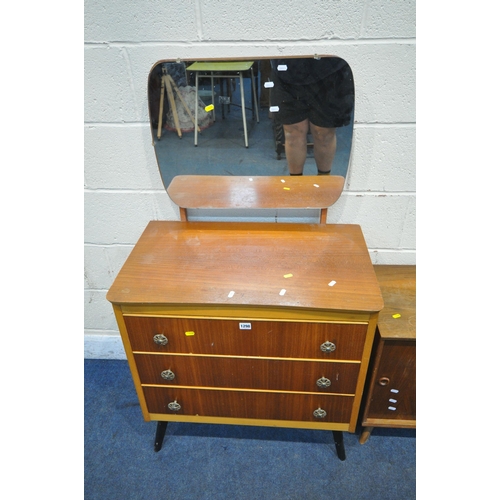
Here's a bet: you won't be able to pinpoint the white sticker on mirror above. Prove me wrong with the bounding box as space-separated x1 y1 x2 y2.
264 81 274 88
269 106 279 112
277 65 288 71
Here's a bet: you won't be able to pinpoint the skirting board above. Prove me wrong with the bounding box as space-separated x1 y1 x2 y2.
85 333 126 360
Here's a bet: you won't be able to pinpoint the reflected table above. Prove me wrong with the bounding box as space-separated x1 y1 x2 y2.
186 61 260 148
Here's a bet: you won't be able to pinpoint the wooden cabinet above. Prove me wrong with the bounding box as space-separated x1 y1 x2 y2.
107 220 383 459
359 265 416 443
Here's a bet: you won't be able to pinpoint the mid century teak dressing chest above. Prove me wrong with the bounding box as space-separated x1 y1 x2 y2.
106 176 384 460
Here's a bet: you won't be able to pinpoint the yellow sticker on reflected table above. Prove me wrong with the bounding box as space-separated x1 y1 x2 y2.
204 104 214 112
283 273 293 278
392 314 401 319
185 331 195 336
283 187 290 190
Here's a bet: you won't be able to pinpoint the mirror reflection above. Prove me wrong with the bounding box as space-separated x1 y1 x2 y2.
147 56 354 189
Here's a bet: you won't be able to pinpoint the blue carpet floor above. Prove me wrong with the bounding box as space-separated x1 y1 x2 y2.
85 359 416 499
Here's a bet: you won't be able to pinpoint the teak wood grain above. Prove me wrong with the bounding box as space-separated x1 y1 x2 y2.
134 354 360 394
124 316 368 360
373 265 415 339
106 221 383 314
142 387 354 423
167 175 345 210
362 339 416 420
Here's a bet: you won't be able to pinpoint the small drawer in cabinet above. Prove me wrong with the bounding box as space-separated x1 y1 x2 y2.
135 354 360 394
124 316 367 360
142 386 354 424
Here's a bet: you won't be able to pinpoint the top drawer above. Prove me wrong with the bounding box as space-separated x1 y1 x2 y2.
123 316 367 360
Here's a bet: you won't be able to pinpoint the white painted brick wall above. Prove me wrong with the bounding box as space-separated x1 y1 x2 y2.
84 0 416 358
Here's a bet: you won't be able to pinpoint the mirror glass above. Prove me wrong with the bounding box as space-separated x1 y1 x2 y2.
147 56 354 189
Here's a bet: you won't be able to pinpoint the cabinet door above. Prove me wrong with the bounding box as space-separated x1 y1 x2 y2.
366 340 415 421
124 316 367 360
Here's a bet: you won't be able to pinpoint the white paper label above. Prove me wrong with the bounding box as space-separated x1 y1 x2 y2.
239 322 252 330
264 81 274 88
269 106 280 112
277 64 288 71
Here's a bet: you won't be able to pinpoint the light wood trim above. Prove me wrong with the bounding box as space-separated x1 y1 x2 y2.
120 304 371 323
348 312 379 431
167 175 345 211
148 413 351 431
112 304 151 421
133 351 362 364
142 384 355 397
362 418 416 429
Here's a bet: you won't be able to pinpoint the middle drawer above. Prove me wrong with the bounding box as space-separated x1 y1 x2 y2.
135 353 360 394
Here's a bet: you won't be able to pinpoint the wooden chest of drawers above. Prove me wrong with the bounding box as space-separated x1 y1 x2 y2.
107 221 383 459
360 265 416 443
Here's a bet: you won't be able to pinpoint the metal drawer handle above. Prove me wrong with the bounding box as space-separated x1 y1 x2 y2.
167 400 181 412
161 369 175 381
313 408 327 419
320 341 336 353
316 377 332 388
153 334 168 346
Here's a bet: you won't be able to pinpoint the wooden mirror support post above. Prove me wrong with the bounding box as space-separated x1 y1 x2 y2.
107 175 383 462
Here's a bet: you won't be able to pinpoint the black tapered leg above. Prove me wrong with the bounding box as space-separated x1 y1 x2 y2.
154 421 168 452
332 431 346 461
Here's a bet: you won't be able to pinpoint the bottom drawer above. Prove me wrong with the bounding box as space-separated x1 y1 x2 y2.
143 387 354 424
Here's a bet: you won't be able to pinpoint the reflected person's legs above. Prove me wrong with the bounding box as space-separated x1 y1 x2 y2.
283 119 309 175
310 123 337 175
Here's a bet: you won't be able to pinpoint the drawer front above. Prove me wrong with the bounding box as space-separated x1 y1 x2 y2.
124 316 367 360
143 386 353 423
366 340 416 421
135 354 360 394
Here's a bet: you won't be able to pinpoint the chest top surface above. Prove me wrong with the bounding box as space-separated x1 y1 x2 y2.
107 221 383 313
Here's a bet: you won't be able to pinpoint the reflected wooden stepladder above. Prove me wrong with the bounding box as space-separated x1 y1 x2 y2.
157 65 200 139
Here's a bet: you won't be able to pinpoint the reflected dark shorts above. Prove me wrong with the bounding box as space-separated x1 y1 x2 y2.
270 64 354 128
